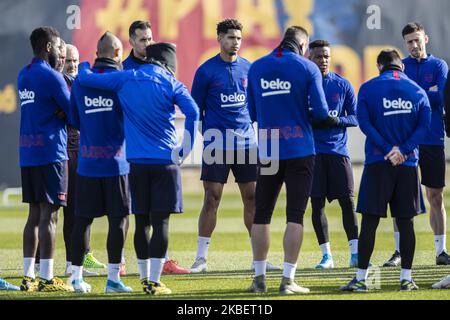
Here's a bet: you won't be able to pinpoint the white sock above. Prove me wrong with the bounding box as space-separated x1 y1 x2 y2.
394 232 400 253
356 269 368 282
150 258 165 284
39 259 54 281
66 261 72 274
121 249 126 264
71 265 83 281
401 269 412 282
435 235 447 256
108 263 121 283
196 237 211 260
24 258 36 279
137 259 150 280
253 261 267 277
283 262 297 280
349 239 358 255
164 251 170 262
320 242 331 256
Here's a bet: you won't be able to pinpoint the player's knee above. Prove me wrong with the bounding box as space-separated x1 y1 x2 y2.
253 211 272 225
427 189 444 208
204 192 221 213
286 210 305 226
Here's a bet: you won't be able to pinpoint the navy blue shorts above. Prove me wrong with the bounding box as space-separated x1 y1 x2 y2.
419 145 446 189
201 149 258 184
21 161 68 206
357 162 425 218
254 156 315 225
130 163 183 215
311 154 354 201
75 175 130 218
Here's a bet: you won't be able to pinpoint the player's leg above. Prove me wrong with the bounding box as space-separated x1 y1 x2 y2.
134 214 151 291
279 157 314 295
311 197 333 268
338 197 359 267
426 187 449 264
71 216 94 293
191 181 225 273
396 217 418 290
147 212 172 295
105 216 132 293
103 175 133 293
383 219 401 267
22 203 40 291
249 160 284 293
419 145 448 264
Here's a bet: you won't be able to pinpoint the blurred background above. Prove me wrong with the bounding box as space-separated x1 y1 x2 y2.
1 0 450 191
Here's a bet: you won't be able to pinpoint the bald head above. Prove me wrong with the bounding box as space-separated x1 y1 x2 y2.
64 44 79 77
97 32 123 63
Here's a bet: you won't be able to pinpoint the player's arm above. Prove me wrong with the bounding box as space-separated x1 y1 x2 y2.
357 90 392 155
68 82 81 130
77 62 126 92
49 71 72 125
399 93 432 156
174 80 200 160
427 60 449 108
308 65 338 128
445 71 450 137
337 81 358 128
247 71 257 123
191 67 208 123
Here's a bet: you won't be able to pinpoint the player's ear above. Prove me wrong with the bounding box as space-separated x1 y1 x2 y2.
401 63 405 72
424 34 429 44
376 63 383 72
46 41 52 53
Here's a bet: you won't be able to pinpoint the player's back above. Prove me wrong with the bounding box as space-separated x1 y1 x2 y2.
18 58 70 167
248 48 328 159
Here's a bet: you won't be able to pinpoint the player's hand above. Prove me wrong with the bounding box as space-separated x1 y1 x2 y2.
429 85 439 92
54 107 67 120
385 146 405 166
78 62 91 72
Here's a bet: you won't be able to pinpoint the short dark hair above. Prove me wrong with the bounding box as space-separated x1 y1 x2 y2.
129 20 152 39
402 22 425 38
29 27 60 55
284 26 309 41
377 49 403 68
217 19 243 36
309 40 330 50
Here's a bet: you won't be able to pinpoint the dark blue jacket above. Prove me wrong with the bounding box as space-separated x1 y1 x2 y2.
248 48 329 160
357 69 431 167
18 58 71 167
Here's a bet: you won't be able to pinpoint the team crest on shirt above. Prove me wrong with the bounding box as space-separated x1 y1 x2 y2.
424 74 433 83
332 93 340 103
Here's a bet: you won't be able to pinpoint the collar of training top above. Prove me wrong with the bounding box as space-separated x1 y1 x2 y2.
129 49 148 65
93 58 123 71
380 64 404 74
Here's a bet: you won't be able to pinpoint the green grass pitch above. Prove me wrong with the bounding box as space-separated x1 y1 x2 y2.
0 189 449 300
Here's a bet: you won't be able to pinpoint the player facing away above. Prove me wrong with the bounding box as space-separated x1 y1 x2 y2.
69 32 132 294
190 19 279 273
122 20 189 275
77 41 199 296
340 50 431 292
247 26 332 294
384 22 449 267
61 43 106 276
18 27 74 292
308 40 359 269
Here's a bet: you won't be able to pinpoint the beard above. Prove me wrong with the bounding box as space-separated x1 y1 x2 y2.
48 51 59 69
